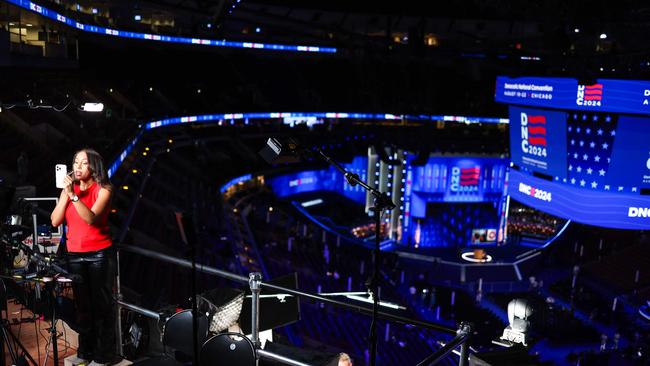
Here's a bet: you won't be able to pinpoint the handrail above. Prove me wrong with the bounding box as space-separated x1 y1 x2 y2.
417 322 472 366
117 300 160 320
119 244 250 283
117 243 456 334
117 243 473 366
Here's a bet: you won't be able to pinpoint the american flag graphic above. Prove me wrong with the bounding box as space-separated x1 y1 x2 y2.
582 83 603 102
460 167 480 186
527 114 547 146
564 113 623 191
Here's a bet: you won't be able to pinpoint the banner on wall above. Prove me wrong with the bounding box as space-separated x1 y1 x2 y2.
508 169 650 230
509 106 567 179
496 76 650 115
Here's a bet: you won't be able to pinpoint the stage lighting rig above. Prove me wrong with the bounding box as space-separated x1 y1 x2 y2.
0 98 104 113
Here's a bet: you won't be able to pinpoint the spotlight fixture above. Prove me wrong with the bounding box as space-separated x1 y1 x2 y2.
80 102 104 112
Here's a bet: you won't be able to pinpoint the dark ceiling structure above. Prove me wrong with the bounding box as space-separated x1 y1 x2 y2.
16 0 645 78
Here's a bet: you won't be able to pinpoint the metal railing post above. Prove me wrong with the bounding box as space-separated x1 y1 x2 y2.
116 248 123 356
249 272 262 349
458 322 472 366
416 322 472 366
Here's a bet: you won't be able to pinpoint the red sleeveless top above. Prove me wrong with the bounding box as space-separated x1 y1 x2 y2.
65 182 112 253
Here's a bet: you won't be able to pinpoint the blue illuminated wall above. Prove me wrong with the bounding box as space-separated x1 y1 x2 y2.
402 157 507 247
414 202 500 248
268 156 368 204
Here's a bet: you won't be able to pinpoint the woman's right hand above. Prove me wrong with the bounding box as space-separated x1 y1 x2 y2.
53 174 74 226
62 175 74 197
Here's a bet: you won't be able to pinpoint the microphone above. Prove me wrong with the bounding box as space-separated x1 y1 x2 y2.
258 137 310 165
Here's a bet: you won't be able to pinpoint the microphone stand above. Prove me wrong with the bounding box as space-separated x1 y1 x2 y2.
314 148 395 366
174 212 200 366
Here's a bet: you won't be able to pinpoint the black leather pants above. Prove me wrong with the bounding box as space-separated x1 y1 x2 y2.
67 248 117 363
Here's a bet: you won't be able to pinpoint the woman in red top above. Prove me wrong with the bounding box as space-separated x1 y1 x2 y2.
51 148 117 365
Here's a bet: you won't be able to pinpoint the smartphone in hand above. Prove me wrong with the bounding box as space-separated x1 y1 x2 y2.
55 164 67 188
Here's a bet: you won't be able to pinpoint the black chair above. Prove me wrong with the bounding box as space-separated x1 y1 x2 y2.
132 309 209 365
200 332 256 366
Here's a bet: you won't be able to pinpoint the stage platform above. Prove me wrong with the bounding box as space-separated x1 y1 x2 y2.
388 243 547 284
392 243 539 265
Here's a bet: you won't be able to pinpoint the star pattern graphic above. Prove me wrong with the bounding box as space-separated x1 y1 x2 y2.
566 113 622 192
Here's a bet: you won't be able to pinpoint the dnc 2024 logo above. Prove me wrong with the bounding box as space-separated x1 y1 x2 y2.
450 167 480 193
518 182 552 202
520 112 547 158
576 83 603 107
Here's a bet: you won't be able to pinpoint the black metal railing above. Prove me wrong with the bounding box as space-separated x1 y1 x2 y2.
116 244 472 366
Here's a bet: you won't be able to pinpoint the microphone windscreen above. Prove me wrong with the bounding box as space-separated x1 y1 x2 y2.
258 138 301 164
258 138 283 165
